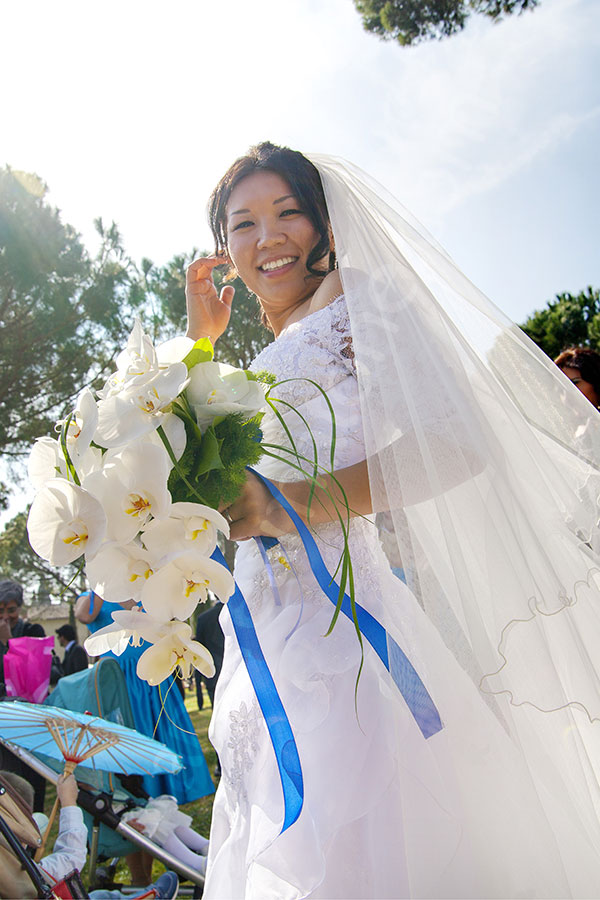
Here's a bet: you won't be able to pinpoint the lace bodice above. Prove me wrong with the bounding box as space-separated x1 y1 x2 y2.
251 294 364 481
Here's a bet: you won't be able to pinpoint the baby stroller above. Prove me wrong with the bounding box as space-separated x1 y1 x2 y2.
0 770 87 898
0 659 205 896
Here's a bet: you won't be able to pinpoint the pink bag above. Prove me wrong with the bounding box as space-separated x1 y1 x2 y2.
4 635 55 702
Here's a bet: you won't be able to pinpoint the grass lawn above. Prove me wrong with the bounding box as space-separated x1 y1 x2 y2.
42 684 217 889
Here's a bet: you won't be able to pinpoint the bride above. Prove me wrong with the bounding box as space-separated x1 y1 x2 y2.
186 143 600 899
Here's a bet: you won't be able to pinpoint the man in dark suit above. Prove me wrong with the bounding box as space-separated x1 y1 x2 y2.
194 601 224 709
194 601 225 777
55 625 88 676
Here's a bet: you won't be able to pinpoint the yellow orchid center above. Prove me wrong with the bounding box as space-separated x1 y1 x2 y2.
170 648 191 678
186 518 210 541
278 555 291 570
138 387 160 413
60 522 88 547
184 577 210 598
206 390 218 405
129 564 153 583
67 419 82 440
125 494 151 517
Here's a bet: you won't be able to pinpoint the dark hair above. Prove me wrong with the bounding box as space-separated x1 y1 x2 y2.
554 347 600 397
208 141 335 283
56 624 76 642
0 580 23 608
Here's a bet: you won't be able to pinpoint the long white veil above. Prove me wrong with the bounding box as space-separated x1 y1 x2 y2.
310 153 600 840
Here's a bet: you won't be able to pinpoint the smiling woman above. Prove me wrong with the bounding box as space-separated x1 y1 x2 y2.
185 142 600 900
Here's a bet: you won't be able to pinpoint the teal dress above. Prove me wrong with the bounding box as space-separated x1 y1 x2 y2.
84 592 214 804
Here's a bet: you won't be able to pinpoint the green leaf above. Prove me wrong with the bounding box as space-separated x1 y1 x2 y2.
194 426 224 477
182 337 214 370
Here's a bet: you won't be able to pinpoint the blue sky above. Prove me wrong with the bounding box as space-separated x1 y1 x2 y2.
2 0 598 326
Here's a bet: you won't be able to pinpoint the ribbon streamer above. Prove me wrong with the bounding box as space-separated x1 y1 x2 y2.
248 468 443 739
211 546 304 832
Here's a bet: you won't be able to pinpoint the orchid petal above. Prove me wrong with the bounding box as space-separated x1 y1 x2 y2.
85 543 156 604
67 388 99 452
141 552 234 621
27 479 106 565
141 502 229 561
84 443 171 544
156 336 195 365
28 437 65 488
136 627 215 685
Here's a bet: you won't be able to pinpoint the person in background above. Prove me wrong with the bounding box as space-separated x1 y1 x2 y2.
0 580 47 810
0 578 46 686
0 579 45 642
194 602 224 711
194 601 225 778
55 624 88 676
555 346 600 409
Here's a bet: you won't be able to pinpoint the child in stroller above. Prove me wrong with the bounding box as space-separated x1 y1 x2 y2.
0 768 179 899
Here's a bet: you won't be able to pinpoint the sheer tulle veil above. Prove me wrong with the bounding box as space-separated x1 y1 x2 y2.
310 152 600 842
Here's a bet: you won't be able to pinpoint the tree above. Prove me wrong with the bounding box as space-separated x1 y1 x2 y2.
0 167 141 490
520 287 600 360
353 0 539 45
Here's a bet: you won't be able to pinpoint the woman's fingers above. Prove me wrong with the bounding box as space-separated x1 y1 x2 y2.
186 256 226 289
187 277 215 296
188 255 226 274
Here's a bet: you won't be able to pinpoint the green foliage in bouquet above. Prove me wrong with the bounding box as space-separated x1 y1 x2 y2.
167 413 265 510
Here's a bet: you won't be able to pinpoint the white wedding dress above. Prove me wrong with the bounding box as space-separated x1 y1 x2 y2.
204 295 600 900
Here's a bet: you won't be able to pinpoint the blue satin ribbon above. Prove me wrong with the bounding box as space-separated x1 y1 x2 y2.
211 546 303 832
248 468 443 740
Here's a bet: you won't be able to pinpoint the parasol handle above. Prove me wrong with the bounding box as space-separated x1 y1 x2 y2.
34 760 78 862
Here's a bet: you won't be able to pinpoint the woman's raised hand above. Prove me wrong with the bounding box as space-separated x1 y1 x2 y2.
186 256 235 345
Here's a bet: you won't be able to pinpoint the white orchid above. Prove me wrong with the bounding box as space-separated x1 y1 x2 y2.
141 502 229 561
66 388 98 454
29 436 102 489
135 619 216 684
85 542 156 604
95 364 189 448
140 551 235 622
186 361 266 430
83 442 171 544
84 607 165 658
27 478 107 565
97 320 159 400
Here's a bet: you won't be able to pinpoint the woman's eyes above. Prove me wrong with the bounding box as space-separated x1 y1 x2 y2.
230 209 304 232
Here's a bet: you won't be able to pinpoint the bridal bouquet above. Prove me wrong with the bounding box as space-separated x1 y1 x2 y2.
27 320 267 686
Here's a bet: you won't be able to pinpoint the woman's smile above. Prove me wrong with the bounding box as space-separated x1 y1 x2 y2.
258 255 298 274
